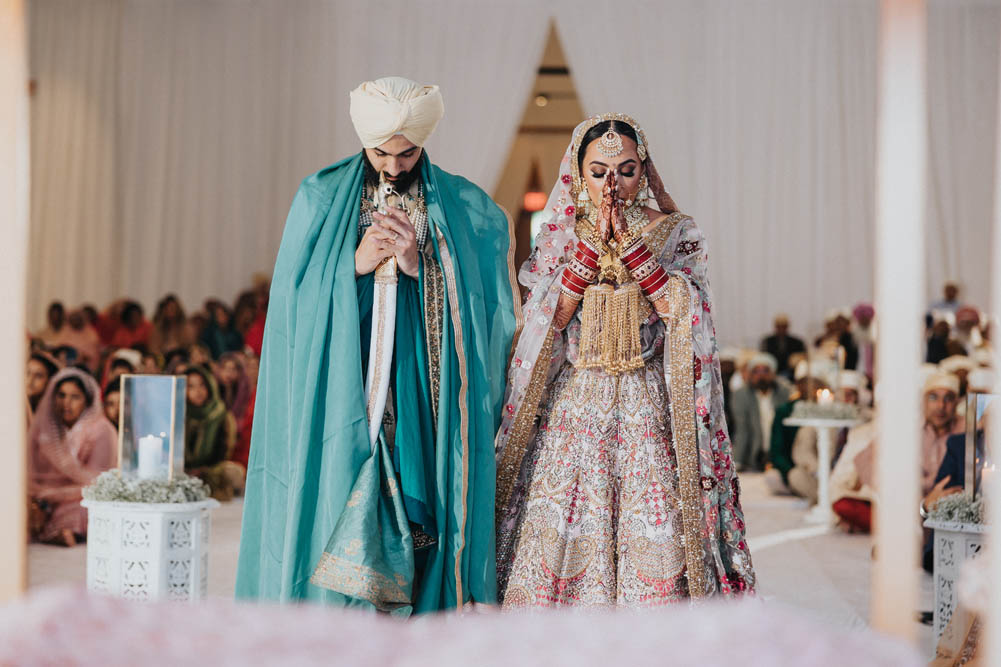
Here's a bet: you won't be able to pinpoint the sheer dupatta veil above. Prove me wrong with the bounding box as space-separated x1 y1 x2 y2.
494 115 755 601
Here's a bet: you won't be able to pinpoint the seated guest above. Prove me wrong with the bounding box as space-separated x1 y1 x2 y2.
852 303 876 380
917 372 965 493
953 306 984 355
188 343 213 369
138 351 162 375
219 353 255 468
926 316 965 364
100 348 141 388
764 360 831 495
150 294 192 356
242 289 268 357
50 345 79 368
941 354 975 388
832 372 964 533
26 350 61 421
814 310 859 370
183 366 244 501
830 419 878 533
35 301 66 347
731 353 791 471
217 353 251 421
27 368 116 546
785 371 871 505
103 377 121 430
232 291 258 341
49 310 101 372
920 401 995 572
109 301 153 349
199 301 243 359
93 300 126 346
163 349 190 375
928 281 962 318
761 314 806 380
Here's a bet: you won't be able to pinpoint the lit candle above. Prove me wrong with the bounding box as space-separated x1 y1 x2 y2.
137 434 164 479
982 463 996 491
817 389 835 406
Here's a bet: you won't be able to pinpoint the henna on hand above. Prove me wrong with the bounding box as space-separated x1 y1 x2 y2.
612 195 629 244
597 171 617 244
553 292 580 331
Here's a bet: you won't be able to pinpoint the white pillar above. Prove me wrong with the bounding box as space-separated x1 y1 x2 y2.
987 12 1001 662
872 0 926 642
0 0 28 602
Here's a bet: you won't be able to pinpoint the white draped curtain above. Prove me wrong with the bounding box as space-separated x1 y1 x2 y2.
27 0 549 327
557 0 999 347
27 0 1001 347
927 0 1000 322
557 0 881 347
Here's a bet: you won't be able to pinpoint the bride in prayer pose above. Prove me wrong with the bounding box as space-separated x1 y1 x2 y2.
495 114 755 607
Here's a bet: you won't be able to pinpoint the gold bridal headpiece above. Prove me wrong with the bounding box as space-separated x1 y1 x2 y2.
570 113 649 206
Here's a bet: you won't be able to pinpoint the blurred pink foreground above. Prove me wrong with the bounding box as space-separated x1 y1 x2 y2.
0 587 921 666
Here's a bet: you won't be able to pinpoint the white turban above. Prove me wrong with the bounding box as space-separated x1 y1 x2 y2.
747 352 777 374
349 76 444 149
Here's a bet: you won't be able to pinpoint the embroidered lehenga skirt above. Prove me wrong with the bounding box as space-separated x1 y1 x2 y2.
502 352 690 608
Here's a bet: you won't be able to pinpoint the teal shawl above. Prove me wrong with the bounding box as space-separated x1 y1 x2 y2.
235 153 516 613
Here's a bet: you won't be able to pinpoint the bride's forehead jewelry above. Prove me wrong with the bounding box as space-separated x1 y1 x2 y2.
597 129 624 158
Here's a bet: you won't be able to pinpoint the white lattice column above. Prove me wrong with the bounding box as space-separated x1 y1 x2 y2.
83 500 219 602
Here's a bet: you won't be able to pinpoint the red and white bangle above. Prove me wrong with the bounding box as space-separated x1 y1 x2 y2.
621 240 670 301
560 239 601 300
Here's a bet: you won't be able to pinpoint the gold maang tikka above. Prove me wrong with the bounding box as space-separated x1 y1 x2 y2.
597 128 624 158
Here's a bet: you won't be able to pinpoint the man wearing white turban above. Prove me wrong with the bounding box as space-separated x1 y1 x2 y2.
237 76 519 614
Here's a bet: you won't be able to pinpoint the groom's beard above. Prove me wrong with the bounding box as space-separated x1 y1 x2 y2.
362 150 421 193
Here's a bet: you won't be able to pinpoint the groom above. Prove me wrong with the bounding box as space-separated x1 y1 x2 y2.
235 77 518 613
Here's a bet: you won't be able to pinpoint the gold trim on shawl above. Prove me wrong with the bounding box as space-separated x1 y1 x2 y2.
496 327 555 524
310 552 410 610
436 231 471 609
422 256 445 422
664 276 708 599
500 205 525 361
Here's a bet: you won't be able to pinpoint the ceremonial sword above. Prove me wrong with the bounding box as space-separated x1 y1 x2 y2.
364 173 400 450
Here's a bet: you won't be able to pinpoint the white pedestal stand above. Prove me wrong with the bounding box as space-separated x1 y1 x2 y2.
782 417 860 526
922 519 986 652
81 499 220 602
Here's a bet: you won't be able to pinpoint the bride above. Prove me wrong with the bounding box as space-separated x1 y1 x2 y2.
495 114 755 607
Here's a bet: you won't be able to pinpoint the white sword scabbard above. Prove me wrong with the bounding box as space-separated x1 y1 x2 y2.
365 256 398 450
364 176 400 451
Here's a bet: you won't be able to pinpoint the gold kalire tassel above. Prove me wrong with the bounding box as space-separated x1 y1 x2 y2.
577 281 646 374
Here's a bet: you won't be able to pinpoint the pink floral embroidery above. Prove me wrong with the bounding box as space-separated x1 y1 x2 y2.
692 313 700 326
565 205 575 217
561 173 572 184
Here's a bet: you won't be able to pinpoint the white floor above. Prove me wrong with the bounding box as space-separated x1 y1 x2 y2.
27 472 936 655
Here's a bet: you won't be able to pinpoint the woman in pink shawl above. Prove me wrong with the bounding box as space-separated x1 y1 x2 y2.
28 368 117 546
495 114 755 607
